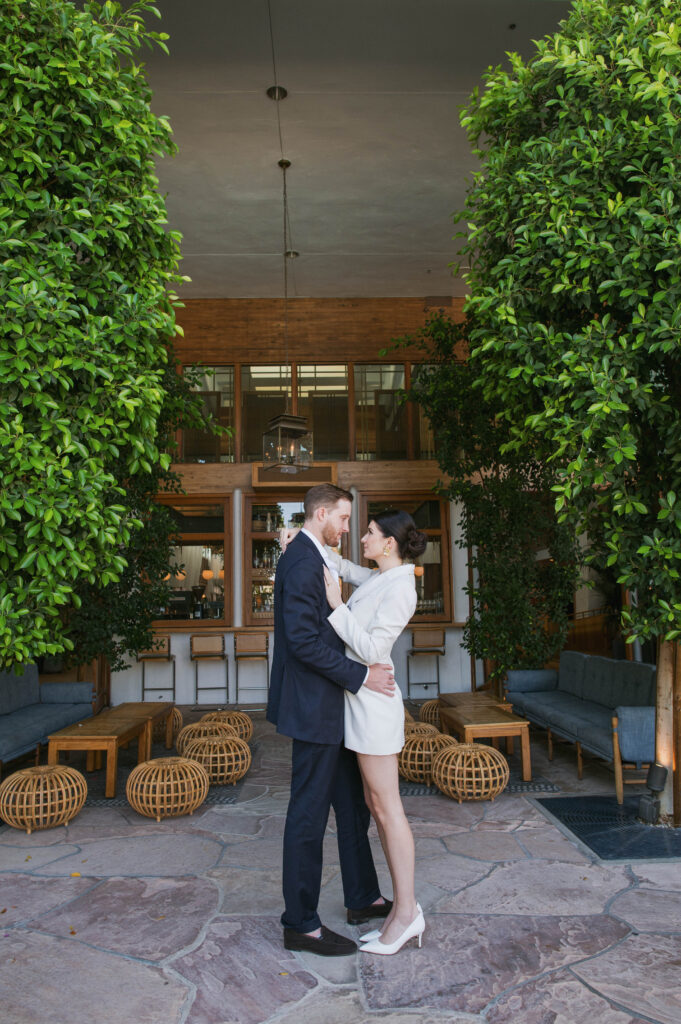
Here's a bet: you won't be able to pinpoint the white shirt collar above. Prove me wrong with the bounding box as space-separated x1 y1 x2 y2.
301 527 339 578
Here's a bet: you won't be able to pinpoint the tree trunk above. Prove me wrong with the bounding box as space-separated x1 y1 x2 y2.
656 639 676 819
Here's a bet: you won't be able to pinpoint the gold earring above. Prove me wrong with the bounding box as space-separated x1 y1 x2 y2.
383 544 391 556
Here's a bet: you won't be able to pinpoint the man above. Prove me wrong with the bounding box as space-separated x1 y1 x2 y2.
267 483 395 956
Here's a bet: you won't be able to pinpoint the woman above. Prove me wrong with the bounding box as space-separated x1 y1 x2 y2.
281 509 427 955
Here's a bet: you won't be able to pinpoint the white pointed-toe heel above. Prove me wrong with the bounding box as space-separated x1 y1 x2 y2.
359 928 383 943
360 906 425 956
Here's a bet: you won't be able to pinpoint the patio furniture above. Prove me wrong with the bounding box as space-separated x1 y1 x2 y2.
404 721 438 737
234 631 269 704
137 635 175 702
183 735 251 785
104 702 176 761
47 710 148 798
406 628 445 698
433 742 510 802
505 651 656 801
201 709 254 742
0 764 87 834
439 703 532 782
176 721 237 756
418 698 441 729
126 756 209 821
0 664 95 776
398 732 458 787
190 634 228 704
153 706 184 744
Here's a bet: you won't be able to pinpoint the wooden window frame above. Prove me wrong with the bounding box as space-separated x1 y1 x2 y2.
176 361 433 467
358 491 452 624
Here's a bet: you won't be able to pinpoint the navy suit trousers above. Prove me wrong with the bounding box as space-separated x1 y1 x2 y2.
281 738 380 932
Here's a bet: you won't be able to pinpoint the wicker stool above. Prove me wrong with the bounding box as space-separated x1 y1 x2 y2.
176 721 237 755
201 709 253 742
398 733 458 787
183 735 252 785
152 706 184 744
432 743 510 802
0 765 87 834
404 721 438 737
418 699 441 729
126 757 209 821
404 707 415 723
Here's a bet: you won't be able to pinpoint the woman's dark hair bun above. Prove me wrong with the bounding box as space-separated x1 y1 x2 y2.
403 525 428 560
372 509 428 561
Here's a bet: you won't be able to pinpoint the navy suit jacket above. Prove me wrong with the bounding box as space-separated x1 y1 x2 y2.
266 531 367 744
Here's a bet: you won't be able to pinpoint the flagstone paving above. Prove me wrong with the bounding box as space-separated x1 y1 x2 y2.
0 711 679 1024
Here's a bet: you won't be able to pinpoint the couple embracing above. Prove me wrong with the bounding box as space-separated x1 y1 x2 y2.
266 483 427 957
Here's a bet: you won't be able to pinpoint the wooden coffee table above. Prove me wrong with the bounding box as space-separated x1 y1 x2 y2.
47 711 148 799
439 703 532 782
104 702 176 761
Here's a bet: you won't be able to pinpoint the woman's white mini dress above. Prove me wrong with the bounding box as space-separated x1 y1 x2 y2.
326 552 417 755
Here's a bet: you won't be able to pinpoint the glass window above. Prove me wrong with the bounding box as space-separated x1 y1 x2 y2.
410 364 436 460
161 542 226 621
245 498 307 624
181 366 234 464
365 497 449 620
297 365 349 460
154 499 230 624
241 365 291 462
355 364 408 460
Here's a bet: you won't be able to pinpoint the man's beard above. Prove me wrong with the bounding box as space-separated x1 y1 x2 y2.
321 523 340 547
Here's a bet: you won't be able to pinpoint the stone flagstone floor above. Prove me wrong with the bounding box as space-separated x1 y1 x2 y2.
1 713 680 1024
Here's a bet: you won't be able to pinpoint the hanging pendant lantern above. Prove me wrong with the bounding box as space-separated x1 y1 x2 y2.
263 412 313 474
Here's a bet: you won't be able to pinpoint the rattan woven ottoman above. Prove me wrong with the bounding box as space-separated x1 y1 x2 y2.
126 756 209 821
0 764 87 834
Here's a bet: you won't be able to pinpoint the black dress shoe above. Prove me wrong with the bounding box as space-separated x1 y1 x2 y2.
346 898 393 925
284 925 357 957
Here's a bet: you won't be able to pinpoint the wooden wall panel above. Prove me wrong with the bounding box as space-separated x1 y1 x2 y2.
173 297 466 365
170 460 447 495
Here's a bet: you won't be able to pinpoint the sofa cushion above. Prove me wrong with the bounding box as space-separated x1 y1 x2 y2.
0 704 92 762
509 691 583 727
611 661 656 707
0 665 40 714
40 682 94 704
557 651 589 699
581 655 621 708
506 669 558 692
582 656 655 709
616 705 656 765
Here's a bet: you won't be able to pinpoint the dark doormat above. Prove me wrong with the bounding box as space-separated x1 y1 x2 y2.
536 795 681 860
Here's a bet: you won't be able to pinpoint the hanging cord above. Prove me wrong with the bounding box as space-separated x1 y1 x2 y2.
267 0 296 411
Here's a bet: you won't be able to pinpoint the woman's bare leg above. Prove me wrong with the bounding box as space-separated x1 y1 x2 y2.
357 752 418 944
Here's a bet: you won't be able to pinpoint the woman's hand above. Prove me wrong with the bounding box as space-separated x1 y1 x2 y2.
278 527 299 552
323 567 343 610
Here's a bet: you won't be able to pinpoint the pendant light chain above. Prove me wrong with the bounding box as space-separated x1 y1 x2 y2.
267 0 295 413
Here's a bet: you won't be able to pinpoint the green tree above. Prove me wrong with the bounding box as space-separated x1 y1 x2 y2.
0 0 211 670
405 313 579 683
457 0 681 815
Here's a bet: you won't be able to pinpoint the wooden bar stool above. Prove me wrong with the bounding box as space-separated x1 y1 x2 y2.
406 628 445 698
190 634 229 704
234 632 269 706
137 635 176 701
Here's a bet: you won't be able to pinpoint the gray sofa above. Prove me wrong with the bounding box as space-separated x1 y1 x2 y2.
505 651 656 802
0 664 95 775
